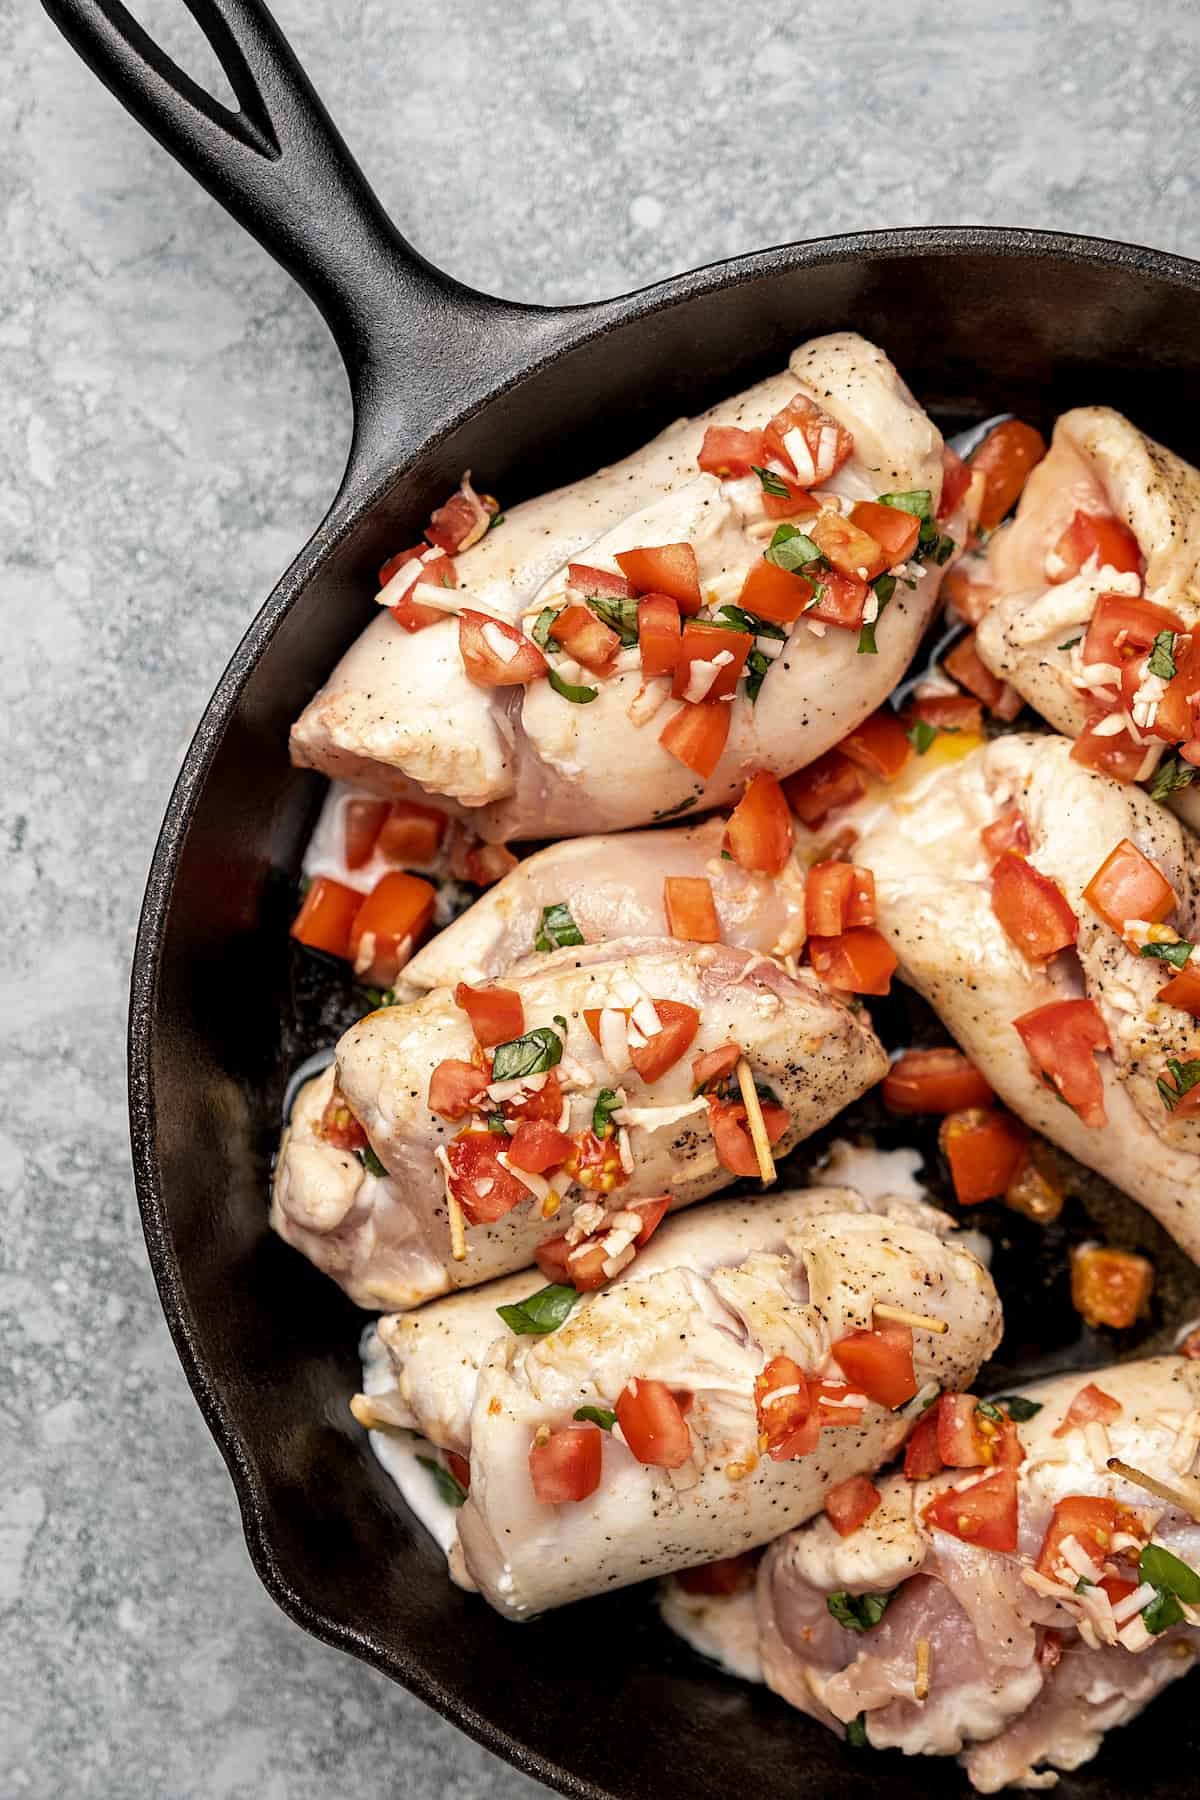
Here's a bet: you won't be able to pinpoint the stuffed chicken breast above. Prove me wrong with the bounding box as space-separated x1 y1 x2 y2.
757 1356 1200 1792
455 1204 1000 1617
291 334 966 842
271 937 887 1309
853 730 1200 1261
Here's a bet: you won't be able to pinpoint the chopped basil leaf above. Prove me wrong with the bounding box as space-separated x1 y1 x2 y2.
573 1405 617 1431
873 574 897 607
497 1283 580 1335
488 512 506 532
486 1110 508 1135
554 1014 568 1034
907 720 938 755
858 573 896 658
879 489 933 522
586 593 640 645
1149 630 1178 680
991 1395 1043 1422
1140 940 1194 969
1149 754 1198 803
1058 635 1083 652
975 1400 1004 1422
491 1026 564 1081
532 606 561 649
765 524 822 573
931 532 956 565
1143 1588 1184 1633
845 1713 869 1750
1075 1575 1094 1593
535 901 585 952
827 1590 895 1633
919 1388 941 1412
752 464 791 497
857 622 878 656
593 1088 621 1139
754 1079 781 1105
1140 1542 1200 1605
416 1455 467 1508
652 796 698 821
548 668 598 705
745 647 771 703
356 1145 387 1179
717 603 787 641
1157 1056 1200 1111
356 984 397 1010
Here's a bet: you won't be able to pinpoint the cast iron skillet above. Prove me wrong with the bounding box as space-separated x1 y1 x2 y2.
43 1 1200 1792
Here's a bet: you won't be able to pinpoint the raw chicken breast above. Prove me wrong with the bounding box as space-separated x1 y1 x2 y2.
853 731 1200 1261
757 1356 1200 1791
271 937 887 1309
456 1205 1000 1617
291 334 953 841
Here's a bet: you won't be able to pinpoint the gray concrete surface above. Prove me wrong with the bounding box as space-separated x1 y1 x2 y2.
4 0 1199 1793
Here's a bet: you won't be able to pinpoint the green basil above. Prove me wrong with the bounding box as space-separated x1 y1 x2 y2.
652 796 698 821
1058 635 1082 652
991 1395 1043 1422
907 720 938 755
845 1713 869 1749
878 489 933 522
858 573 896 657
1148 630 1178 680
1140 1542 1200 1605
1150 755 1198 803
827 1590 895 1633
717 603 787 641
491 1026 564 1081
752 464 791 497
1140 940 1194 969
416 1455 468 1508
548 668 598 705
975 1400 1005 1422
486 1110 508 1135
356 984 398 1010
765 523 823 574
593 1088 621 1139
356 1145 387 1179
745 647 771 703
496 1283 580 1335
488 512 505 531
532 606 561 649
535 902 585 952
587 593 640 645
1075 1575 1094 1594
573 1405 617 1431
1143 1588 1185 1633
1157 1057 1200 1111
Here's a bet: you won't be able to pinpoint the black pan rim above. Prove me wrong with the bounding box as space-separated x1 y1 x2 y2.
128 219 1200 1796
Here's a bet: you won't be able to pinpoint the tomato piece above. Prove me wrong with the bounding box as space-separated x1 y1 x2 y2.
552 602 621 673
925 1468 1019 1551
755 1354 818 1461
675 1552 759 1596
1013 999 1110 1127
1053 1382 1122 1438
782 751 866 826
903 1407 943 1480
658 699 731 778
672 622 751 701
1082 593 1181 671
1071 1246 1153 1329
1158 965 1200 1017
1083 838 1176 934
567 563 634 599
936 1394 987 1467
453 981 524 1049
462 843 519 888
1070 710 1153 783
970 419 1047 531
637 593 682 677
824 1474 881 1538
534 1233 602 1289
445 1129 530 1224
849 499 922 566
909 691 985 734
762 477 820 520
445 1449 471 1492
810 511 888 582
1051 511 1143 584
615 544 702 614
504 1067 564 1125
938 446 973 521
831 1324 916 1409
981 806 1031 864
458 610 549 687
706 1096 791 1176
726 772 794 875
629 1000 700 1083
629 1197 670 1244
692 1043 742 1091
426 488 495 554
939 1107 1029 1204
377 799 447 864
697 424 764 478
737 557 815 625
808 927 897 996
1035 1494 1142 1581
562 1125 628 1192
290 876 363 961
883 1048 993 1114
663 876 721 943
507 1118 573 1174
318 1082 368 1152
348 870 437 985
807 567 870 630
991 852 1078 961
761 393 854 484
944 632 1020 719
616 1378 692 1468
805 1379 864 1428
383 547 458 632
427 1058 489 1121
805 862 875 935
529 1424 602 1505
1150 632 1200 744
379 543 426 588
342 798 390 871
840 709 912 781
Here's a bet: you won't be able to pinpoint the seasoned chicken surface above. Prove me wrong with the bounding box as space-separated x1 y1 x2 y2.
456 1207 1000 1617
853 732 1200 1261
291 334 954 840
756 1357 1200 1791
271 937 887 1309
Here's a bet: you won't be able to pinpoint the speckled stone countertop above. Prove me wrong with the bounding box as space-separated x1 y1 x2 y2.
4 0 1200 1793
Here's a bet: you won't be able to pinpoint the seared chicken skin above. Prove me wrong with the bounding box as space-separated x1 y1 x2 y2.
756 1356 1200 1791
291 334 958 841
853 732 1200 1262
271 937 887 1309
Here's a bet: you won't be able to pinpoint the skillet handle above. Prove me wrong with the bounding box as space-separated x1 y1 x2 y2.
40 0 565 488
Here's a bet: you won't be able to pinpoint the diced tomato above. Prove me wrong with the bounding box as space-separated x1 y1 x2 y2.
938 447 973 522
1083 838 1176 934
552 602 621 674
762 476 820 520
290 876 362 961
462 843 519 888
1051 511 1143 584
1071 1246 1154 1329
1082 593 1181 672
726 772 794 875
941 562 994 625
563 1128 628 1193
426 488 495 554
386 549 457 632
675 1552 759 1596
445 1450 471 1493
453 981 524 1049
981 806 1031 864
379 543 425 588
831 1324 916 1409
697 424 764 479
925 1468 1019 1551
940 1107 1029 1205
692 1043 742 1091
629 1197 670 1244
762 393 854 484
377 799 447 864
659 699 731 778
824 1474 881 1538
783 751 866 826
909 691 985 734
427 1058 489 1121
755 1354 818 1461
1100 1574 1139 1608
944 632 1021 719
1035 1494 1143 1581
1150 632 1200 744
629 1000 700 1083
810 511 889 582
663 876 721 942
504 1068 564 1125
706 1096 791 1176
1053 1382 1122 1438
507 1118 573 1174
807 568 870 630
937 1394 987 1467
1158 965 1200 1016
534 1233 603 1289
904 1407 944 1480
883 1048 994 1114
990 851 1078 962
970 419 1047 532
737 558 815 626
637 593 682 677
615 544 702 615
445 1129 529 1224
1070 710 1153 783
529 1424 602 1505
1013 999 1110 1128
672 622 751 700
459 609 549 687
840 709 912 781
809 1379 866 1427
616 1378 692 1468
318 1082 368 1152
805 862 875 935
807 927 897 996
567 563 634 599
849 499 922 567
348 870 437 985
1038 1630 1064 1670
342 799 390 870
